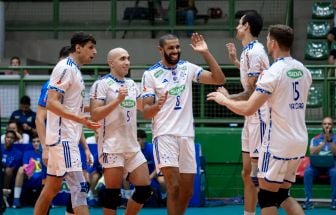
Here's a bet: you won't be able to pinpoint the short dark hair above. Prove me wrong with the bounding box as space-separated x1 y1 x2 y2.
69 32 96 52
59 46 71 59
159 34 179 47
268 24 293 51
10 56 21 65
20 95 31 105
5 130 17 140
242 11 263 37
137 129 147 139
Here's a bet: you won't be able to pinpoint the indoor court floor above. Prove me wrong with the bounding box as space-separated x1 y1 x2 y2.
3 205 333 215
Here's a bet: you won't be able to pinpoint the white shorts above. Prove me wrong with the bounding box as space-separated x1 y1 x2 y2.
258 150 302 184
242 119 266 158
99 150 146 174
153 135 196 174
47 141 82 177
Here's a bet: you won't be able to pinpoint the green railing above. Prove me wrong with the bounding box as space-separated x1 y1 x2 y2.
0 64 334 126
5 0 292 38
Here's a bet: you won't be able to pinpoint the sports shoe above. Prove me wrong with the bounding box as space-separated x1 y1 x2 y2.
331 199 336 210
12 198 21 209
302 200 314 210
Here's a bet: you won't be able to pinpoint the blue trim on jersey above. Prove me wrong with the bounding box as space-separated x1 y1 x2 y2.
196 69 203 82
261 151 270 172
142 93 155 99
243 40 257 51
38 80 50 107
266 108 272 152
49 85 65 94
256 87 271 95
107 73 125 84
62 141 71 168
273 155 304 160
257 109 266 148
247 72 260 77
147 62 162 71
66 57 80 70
153 137 160 165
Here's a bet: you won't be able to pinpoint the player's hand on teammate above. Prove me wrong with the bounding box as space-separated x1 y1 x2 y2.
117 86 128 103
207 91 228 105
226 43 238 64
190 33 208 53
217 86 230 97
80 116 101 130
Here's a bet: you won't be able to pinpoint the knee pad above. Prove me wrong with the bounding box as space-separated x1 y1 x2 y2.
258 188 278 209
67 178 89 208
277 188 289 207
132 185 153 204
102 188 121 210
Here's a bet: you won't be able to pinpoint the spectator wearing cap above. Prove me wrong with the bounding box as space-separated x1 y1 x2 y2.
10 95 37 139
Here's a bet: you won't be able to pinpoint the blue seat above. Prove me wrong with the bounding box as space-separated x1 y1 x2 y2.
304 40 329 60
312 2 334 19
307 20 331 39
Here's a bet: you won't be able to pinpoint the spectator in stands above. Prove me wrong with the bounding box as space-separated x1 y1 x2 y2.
137 129 166 203
176 0 197 37
328 49 336 77
2 130 23 206
10 95 37 139
12 135 43 208
4 56 29 76
1 120 30 145
327 1 336 43
302 116 336 210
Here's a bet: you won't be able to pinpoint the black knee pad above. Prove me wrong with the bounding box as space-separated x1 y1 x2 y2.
102 188 121 210
66 197 74 213
277 188 289 207
258 188 278 209
132 185 153 204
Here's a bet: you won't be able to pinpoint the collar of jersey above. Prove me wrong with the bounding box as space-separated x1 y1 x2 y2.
243 40 257 51
66 57 80 70
107 73 125 84
159 61 178 71
274 56 292 63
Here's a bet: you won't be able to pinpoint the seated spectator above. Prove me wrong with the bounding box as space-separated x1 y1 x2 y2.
10 95 37 139
1 120 30 145
137 129 166 203
2 130 23 205
176 0 197 37
302 116 336 210
4 56 29 76
12 135 43 208
328 49 336 77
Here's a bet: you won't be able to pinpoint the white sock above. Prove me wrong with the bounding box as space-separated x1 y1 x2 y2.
87 190 93 199
14 187 22 199
65 212 74 215
244 211 255 215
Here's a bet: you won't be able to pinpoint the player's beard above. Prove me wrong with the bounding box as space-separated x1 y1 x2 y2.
164 51 180 66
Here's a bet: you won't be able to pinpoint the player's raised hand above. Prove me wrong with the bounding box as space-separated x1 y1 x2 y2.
190 33 208 53
207 91 227 105
226 43 238 64
117 86 128 102
217 86 229 97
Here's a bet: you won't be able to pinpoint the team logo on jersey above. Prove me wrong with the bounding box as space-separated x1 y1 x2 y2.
287 69 303 79
169 85 185 96
120 99 136 108
162 79 168 83
154 70 164 78
107 79 115 86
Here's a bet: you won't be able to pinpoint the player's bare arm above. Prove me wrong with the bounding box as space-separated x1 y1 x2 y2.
207 90 268 116
90 86 128 122
35 105 48 165
190 33 225 85
143 91 168 119
47 90 100 130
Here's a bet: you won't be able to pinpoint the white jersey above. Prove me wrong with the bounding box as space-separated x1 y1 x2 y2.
256 57 312 158
240 40 269 123
90 74 140 154
141 60 203 138
46 57 85 146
